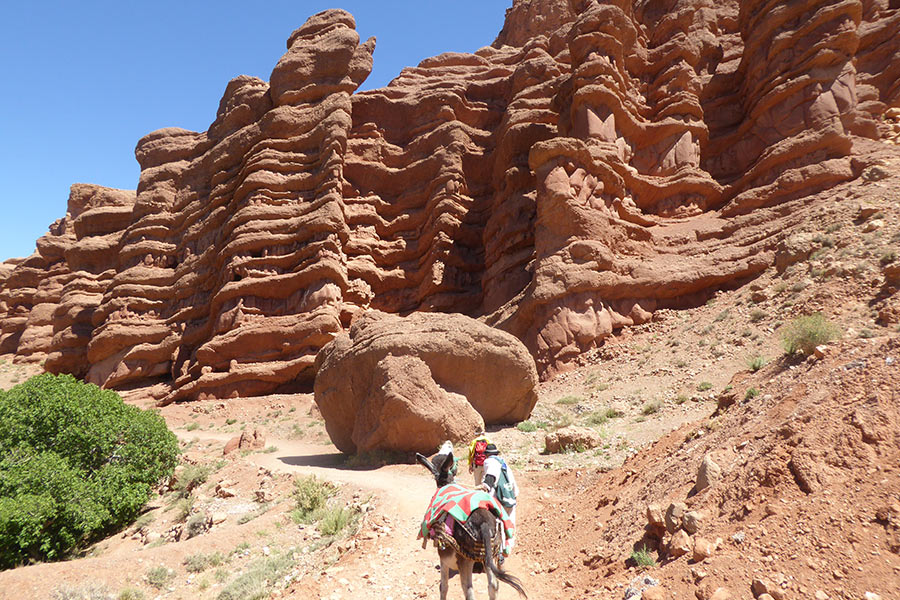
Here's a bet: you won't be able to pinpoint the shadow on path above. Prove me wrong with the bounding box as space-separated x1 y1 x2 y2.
278 453 347 469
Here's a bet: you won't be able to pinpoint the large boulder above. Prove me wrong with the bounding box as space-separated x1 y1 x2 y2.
314 311 538 454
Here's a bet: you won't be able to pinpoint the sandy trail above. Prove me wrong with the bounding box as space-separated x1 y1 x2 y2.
179 431 540 599
0 431 539 600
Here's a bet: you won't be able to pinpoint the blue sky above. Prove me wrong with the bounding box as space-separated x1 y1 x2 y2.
0 1 509 262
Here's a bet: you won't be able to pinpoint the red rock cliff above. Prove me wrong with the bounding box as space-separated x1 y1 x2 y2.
1 1 898 401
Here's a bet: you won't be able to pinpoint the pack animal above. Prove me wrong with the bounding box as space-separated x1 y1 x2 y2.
417 450 526 600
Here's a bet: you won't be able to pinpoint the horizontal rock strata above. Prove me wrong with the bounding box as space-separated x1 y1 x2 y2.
1 0 898 398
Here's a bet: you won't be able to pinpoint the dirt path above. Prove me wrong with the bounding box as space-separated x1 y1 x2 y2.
206 433 543 599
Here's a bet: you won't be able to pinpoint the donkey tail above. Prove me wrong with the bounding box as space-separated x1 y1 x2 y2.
480 522 527 598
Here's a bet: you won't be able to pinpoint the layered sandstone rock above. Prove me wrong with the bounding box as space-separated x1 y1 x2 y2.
314 311 538 454
1 1 898 398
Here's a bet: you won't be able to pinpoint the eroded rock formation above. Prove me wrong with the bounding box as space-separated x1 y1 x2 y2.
1 1 898 400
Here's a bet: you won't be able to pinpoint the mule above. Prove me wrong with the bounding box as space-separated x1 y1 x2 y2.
417 450 527 600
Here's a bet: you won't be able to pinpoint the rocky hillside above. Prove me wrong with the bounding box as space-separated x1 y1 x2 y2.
1 0 899 409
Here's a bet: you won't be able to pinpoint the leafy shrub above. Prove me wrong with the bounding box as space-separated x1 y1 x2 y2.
696 382 713 392
516 420 538 433
744 388 760 401
0 374 178 568
781 313 840 356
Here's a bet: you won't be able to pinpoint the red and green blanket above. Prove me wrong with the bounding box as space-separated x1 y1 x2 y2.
418 483 515 554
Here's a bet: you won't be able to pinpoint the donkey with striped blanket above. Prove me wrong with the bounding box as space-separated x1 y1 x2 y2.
417 448 526 600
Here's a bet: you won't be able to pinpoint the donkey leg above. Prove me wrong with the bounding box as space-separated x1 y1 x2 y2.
487 564 499 600
439 555 450 600
458 559 476 600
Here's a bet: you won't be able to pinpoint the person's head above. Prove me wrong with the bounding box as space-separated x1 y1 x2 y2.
484 443 500 457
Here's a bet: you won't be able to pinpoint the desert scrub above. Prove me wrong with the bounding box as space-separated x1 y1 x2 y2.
584 411 610 426
781 313 840 356
318 505 356 536
292 475 337 524
173 463 213 498
184 551 224 573
630 545 657 568
52 584 111 600
584 406 625 425
555 395 581 405
217 552 295 600
0 374 178 568
744 388 760 401
185 511 210 539
516 420 538 433
696 381 713 392
146 566 174 590
641 400 662 415
747 356 767 372
238 503 271 525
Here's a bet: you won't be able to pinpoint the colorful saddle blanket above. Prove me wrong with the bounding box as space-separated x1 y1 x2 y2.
418 483 515 555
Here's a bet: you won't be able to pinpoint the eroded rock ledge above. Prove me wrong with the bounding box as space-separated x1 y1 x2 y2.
1 1 898 401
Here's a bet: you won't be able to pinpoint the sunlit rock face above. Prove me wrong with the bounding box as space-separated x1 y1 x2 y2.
1 1 898 398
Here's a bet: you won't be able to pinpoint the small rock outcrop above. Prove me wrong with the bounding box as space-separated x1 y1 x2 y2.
223 426 267 456
313 311 538 454
543 425 604 454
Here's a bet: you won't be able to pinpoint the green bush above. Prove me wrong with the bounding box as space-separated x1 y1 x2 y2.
781 313 840 356
318 506 353 536
516 420 538 433
0 374 178 568
630 545 657 568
